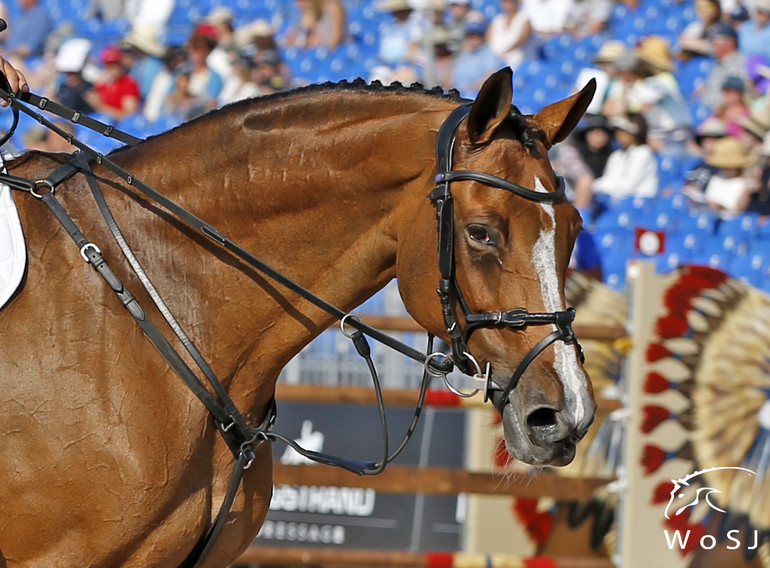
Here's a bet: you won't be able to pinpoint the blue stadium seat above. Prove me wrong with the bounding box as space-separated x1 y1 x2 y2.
602 251 629 290
729 252 767 287
675 210 718 234
691 240 731 270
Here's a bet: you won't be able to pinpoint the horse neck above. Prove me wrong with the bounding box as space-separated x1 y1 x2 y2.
113 88 454 397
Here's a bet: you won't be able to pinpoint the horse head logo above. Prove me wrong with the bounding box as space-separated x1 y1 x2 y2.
664 467 756 519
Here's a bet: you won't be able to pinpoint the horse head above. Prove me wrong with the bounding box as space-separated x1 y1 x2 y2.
398 68 596 466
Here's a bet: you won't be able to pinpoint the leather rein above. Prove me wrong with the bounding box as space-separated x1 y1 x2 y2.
0 86 581 565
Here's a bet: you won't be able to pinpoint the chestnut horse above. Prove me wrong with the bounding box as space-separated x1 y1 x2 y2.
0 69 595 567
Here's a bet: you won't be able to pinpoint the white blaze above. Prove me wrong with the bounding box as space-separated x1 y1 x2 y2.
531 177 586 423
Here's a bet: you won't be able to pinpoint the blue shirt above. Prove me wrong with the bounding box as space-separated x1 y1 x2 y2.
452 45 504 98
738 21 770 60
4 4 52 56
131 56 165 99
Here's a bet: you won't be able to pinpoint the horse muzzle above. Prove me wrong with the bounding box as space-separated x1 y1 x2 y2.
489 359 596 467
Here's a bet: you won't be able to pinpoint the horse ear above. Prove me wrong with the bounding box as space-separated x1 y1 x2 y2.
466 67 514 144
533 79 597 147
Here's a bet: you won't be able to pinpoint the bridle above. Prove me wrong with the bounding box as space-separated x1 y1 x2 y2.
428 103 583 413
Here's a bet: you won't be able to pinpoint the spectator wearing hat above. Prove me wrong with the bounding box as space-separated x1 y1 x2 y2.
592 113 659 206
54 37 95 115
254 48 289 94
738 106 770 157
677 0 721 59
160 30 224 120
601 50 639 118
738 0 770 60
207 7 240 57
487 0 531 70
698 23 748 109
574 114 614 179
700 136 758 216
202 7 239 82
121 26 167 99
627 35 694 156
376 0 421 69
179 32 224 118
236 20 293 89
236 19 278 55
125 0 174 36
682 117 728 202
451 12 504 98
84 45 141 121
573 40 625 115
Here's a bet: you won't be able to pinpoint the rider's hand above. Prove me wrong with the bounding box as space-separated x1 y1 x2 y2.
0 56 29 106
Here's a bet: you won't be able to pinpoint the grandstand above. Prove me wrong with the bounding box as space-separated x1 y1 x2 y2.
3 0 769 294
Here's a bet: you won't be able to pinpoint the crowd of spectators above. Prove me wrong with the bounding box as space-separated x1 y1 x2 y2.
1 0 770 288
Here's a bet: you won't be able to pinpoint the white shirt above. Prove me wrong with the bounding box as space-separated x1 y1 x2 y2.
592 144 659 200
522 0 573 35
487 12 529 69
704 174 748 214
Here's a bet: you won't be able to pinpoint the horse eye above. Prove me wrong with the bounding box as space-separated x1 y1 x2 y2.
467 224 495 245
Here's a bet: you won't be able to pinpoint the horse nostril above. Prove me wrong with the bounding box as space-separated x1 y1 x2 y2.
526 407 574 447
527 407 558 430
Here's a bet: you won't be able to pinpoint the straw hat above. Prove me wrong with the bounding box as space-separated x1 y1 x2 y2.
609 115 640 135
430 25 451 45
376 0 412 11
704 136 755 168
740 107 770 141
592 40 627 64
122 26 166 58
234 19 274 47
576 114 613 137
635 35 674 72
206 7 234 24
